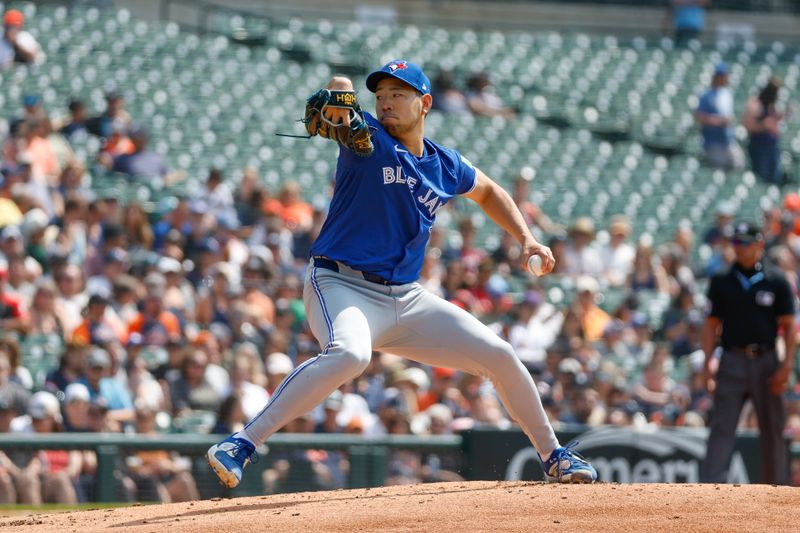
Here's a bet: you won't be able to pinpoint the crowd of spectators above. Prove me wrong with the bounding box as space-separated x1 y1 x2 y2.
0 6 800 502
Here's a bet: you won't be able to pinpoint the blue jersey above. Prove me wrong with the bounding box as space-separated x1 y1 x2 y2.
310 113 477 284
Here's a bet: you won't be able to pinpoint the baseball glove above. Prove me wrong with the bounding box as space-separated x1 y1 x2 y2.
304 89 374 157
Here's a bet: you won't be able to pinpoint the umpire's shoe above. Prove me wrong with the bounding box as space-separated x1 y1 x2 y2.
540 441 597 483
207 435 259 488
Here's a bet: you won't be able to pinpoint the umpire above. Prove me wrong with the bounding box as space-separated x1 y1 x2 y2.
700 221 796 484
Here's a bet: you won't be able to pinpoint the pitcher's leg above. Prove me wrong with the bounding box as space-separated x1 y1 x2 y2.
238 268 378 446
382 287 559 457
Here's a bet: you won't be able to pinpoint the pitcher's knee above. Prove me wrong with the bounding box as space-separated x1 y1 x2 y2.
329 341 371 377
487 340 524 374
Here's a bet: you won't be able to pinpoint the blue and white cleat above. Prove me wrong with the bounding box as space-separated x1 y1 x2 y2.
540 441 597 484
207 436 259 488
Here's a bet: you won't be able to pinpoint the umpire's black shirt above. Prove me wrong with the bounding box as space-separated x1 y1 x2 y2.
707 262 795 349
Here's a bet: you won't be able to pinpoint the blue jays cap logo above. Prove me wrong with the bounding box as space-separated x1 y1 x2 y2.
366 59 431 96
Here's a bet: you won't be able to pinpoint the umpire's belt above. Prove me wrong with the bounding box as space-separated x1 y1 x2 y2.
727 344 774 358
312 257 398 286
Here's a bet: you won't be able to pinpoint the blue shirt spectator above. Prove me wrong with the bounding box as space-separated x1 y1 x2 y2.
78 348 133 412
671 0 708 44
112 127 168 178
694 63 743 170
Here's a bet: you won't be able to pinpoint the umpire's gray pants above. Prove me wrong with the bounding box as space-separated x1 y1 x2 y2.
700 349 788 484
239 261 560 457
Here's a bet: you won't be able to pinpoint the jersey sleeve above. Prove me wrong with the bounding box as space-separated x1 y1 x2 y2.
454 152 478 195
773 274 795 316
707 275 724 318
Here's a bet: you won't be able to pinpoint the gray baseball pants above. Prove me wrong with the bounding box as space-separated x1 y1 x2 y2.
700 349 788 484
238 259 560 458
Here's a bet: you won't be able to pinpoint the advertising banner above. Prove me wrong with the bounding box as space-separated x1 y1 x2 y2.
462 426 768 483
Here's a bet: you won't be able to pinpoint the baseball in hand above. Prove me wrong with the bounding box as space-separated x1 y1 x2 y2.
527 255 544 276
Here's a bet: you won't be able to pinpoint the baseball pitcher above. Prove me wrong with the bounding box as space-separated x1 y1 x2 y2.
208 60 596 486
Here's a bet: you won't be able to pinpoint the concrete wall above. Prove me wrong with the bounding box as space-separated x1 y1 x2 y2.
114 0 800 42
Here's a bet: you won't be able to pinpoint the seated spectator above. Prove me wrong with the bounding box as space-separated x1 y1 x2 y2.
507 290 563 373
573 276 611 343
127 273 182 346
670 309 704 358
235 167 266 228
703 200 735 246
71 293 127 346
85 246 129 297
45 343 86 393
123 404 199 503
0 349 29 416
86 92 132 139
627 241 670 294
121 202 154 251
196 263 238 327
62 383 91 432
9 94 46 138
0 10 45 69
78 347 134 429
595 320 635 375
55 263 87 336
0 397 20 503
563 217 603 278
632 354 679 419
16 118 60 188
465 72 515 119
0 267 29 335
0 336 32 391
600 215 636 288
264 352 294 396
4 252 34 304
59 99 88 141
227 354 269 421
277 181 313 232
11 391 80 504
571 387 606 427
196 168 236 221
168 349 223 416
431 70 469 115
155 257 189 315
211 394 246 435
111 128 169 179
97 125 135 166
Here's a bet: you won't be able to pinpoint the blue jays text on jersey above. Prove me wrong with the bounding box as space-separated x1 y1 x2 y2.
310 112 477 284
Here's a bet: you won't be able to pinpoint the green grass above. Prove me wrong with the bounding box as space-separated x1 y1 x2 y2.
0 501 153 515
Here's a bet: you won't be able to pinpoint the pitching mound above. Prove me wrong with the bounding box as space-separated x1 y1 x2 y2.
1 481 798 532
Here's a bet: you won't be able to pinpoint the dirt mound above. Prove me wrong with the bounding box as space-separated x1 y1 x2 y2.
1 481 798 532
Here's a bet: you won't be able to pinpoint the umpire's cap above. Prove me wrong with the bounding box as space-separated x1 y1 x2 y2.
366 60 431 95
732 221 763 244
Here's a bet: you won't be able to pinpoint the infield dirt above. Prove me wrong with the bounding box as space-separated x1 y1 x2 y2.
0 481 797 532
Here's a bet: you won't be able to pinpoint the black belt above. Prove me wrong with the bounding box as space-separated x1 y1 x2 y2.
312 257 398 286
726 344 774 357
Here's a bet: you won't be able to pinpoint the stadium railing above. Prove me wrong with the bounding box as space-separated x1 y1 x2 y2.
0 433 463 502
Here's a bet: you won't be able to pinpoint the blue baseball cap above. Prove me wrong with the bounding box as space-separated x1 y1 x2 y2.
366 60 431 95
713 62 729 76
22 94 40 107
